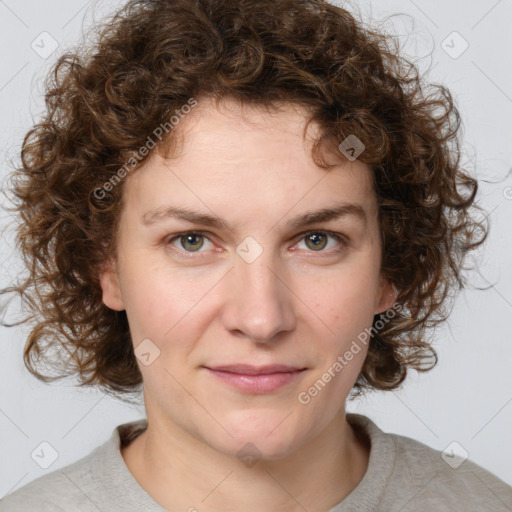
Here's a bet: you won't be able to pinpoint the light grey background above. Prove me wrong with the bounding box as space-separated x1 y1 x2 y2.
1 0 511 498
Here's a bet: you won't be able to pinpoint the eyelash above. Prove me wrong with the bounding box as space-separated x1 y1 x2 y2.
164 230 349 259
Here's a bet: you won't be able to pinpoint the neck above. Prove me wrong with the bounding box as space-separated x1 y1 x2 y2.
121 409 370 512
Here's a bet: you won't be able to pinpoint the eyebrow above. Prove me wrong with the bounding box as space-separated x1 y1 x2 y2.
142 201 367 231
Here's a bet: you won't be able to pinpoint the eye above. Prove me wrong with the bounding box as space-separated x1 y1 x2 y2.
293 230 348 254
165 229 348 258
167 231 213 254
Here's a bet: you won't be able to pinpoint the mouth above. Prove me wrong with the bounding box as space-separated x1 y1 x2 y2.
204 364 306 375
202 364 307 393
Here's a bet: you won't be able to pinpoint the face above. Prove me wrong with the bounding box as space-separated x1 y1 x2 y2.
100 97 395 460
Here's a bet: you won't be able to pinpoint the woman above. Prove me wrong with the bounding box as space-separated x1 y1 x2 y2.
1 0 510 510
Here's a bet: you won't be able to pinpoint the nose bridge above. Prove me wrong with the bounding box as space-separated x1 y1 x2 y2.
222 239 295 342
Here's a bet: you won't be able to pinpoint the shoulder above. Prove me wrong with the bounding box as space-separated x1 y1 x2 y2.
386 428 512 511
0 419 148 512
0 422 126 512
346 413 512 512
0 452 101 512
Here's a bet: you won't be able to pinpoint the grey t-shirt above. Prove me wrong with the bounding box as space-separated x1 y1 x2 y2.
1 413 511 511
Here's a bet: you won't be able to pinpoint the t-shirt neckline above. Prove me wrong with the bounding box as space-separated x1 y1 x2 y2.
95 413 397 512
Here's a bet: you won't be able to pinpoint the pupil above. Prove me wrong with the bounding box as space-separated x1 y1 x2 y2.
308 233 326 250
184 234 202 251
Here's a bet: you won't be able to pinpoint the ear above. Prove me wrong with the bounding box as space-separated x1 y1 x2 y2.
374 277 397 315
99 258 125 311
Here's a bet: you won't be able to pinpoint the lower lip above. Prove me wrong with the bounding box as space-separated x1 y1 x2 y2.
204 368 306 393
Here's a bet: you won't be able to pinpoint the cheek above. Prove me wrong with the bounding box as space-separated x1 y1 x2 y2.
316 267 379 327
118 259 216 344
117 262 172 341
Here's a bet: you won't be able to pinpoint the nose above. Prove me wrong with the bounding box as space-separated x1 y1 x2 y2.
220 247 296 343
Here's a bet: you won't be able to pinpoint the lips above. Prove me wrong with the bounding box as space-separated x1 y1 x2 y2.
203 364 307 395
203 364 307 393
204 364 305 375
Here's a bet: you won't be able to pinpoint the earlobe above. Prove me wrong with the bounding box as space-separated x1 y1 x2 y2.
99 259 125 311
374 279 398 315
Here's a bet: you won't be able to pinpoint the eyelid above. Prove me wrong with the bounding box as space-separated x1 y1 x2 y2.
164 229 349 257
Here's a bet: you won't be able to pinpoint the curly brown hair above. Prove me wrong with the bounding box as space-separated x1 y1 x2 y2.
1 0 488 403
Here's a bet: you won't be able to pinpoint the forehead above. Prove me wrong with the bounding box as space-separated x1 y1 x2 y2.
121 97 378 227
160 97 321 164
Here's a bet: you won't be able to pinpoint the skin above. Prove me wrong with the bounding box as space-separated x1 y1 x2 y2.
100 96 397 512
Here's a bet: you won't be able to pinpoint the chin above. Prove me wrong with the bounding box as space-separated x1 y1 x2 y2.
212 434 301 463
209 414 306 461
